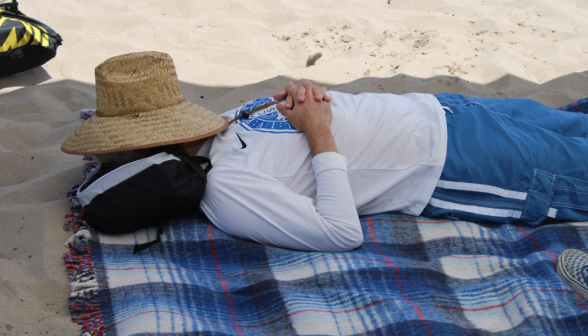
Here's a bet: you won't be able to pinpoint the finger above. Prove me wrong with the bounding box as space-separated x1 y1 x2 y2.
285 83 298 108
312 86 324 102
323 91 332 103
276 103 289 117
273 85 288 101
286 82 298 98
296 84 307 103
303 81 315 101
285 94 294 109
304 81 315 101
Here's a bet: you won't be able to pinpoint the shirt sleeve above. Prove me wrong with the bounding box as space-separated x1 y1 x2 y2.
200 152 362 252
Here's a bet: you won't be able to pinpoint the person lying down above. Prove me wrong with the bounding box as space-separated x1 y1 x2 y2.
62 51 588 252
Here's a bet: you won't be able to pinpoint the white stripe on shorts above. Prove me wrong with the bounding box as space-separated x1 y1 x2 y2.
429 198 522 218
437 180 528 200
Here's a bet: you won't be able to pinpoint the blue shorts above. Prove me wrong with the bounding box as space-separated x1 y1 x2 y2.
422 93 588 225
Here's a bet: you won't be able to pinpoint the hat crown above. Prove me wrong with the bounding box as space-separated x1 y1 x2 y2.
95 52 184 115
61 51 228 155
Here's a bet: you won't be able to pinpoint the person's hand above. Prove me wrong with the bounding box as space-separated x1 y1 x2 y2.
273 79 331 109
276 81 332 133
277 81 336 157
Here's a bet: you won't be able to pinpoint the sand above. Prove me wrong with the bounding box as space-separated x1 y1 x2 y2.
2 0 588 334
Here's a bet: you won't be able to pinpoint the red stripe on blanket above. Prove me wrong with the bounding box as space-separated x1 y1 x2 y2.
435 288 577 312
271 257 419 272
578 294 588 311
208 224 244 336
518 226 557 265
104 266 200 273
371 218 453 224
102 256 421 278
368 217 434 336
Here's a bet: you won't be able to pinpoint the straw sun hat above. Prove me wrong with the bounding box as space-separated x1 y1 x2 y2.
61 51 228 155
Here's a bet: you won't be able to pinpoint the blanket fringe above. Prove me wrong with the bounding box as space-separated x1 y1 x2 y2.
64 154 108 336
65 238 108 336
64 236 108 336
64 155 97 231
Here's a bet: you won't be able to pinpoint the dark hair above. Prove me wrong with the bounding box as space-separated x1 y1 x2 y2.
92 150 144 165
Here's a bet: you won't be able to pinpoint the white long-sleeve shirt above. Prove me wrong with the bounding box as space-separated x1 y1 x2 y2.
199 91 447 252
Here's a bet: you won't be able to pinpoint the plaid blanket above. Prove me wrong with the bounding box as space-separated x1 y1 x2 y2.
64 101 588 336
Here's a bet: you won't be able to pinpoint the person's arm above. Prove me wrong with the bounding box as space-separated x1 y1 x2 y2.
276 81 336 157
201 167 362 252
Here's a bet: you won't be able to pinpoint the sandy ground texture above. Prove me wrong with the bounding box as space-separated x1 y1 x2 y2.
2 0 588 335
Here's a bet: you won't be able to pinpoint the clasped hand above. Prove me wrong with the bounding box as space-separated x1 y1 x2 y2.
274 80 332 133
274 80 337 157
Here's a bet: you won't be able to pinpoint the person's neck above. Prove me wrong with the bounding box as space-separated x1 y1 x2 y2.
179 138 208 156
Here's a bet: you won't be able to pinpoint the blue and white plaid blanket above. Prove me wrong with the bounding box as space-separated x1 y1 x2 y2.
65 211 588 336
64 101 588 336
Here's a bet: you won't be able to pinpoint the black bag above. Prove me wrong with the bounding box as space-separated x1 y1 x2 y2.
0 0 63 76
76 146 211 253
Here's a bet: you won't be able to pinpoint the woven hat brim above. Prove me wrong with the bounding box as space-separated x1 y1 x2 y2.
61 100 228 155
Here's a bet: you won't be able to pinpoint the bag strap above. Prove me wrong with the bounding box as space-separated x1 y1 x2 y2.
163 145 212 175
0 0 20 14
133 223 165 254
181 155 212 175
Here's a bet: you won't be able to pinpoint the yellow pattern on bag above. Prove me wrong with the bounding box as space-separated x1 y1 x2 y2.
0 13 49 52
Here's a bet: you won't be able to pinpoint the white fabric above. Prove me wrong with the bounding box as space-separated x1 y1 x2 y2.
548 207 558 218
437 180 528 200
200 91 447 252
77 152 180 207
429 198 522 219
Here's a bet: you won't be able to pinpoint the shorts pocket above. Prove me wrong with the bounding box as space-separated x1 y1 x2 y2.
551 174 588 222
521 169 556 225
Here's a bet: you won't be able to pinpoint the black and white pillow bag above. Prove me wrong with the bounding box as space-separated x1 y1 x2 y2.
76 147 211 252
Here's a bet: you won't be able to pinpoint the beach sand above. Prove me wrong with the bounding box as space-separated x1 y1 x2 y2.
2 0 588 334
